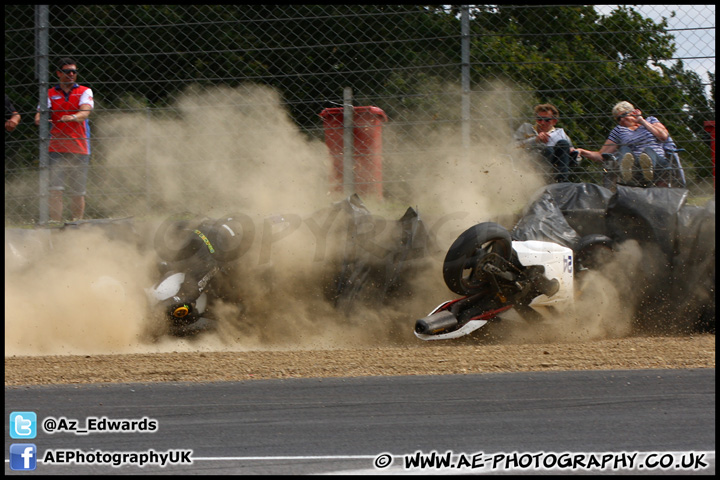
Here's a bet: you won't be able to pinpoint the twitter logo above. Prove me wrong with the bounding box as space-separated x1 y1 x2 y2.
10 412 37 439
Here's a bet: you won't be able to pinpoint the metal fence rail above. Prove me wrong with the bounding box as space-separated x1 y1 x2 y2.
4 5 715 225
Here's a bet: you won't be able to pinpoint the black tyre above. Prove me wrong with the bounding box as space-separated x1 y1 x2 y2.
442 222 513 295
575 234 614 271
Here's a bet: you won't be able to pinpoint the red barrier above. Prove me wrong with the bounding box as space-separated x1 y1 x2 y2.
320 106 388 199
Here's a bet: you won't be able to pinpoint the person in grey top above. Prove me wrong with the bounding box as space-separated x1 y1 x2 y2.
514 103 579 183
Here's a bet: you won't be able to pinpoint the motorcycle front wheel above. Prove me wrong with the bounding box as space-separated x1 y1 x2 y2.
442 222 513 295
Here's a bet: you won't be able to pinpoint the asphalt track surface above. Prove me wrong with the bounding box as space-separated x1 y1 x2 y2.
5 368 715 475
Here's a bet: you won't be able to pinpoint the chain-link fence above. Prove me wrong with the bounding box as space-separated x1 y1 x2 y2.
5 5 716 225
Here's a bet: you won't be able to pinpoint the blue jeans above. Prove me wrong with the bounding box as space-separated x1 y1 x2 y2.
616 146 669 183
540 140 575 183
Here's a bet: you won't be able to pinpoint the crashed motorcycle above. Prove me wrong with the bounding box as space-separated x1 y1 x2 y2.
144 194 433 337
415 182 715 340
144 215 250 337
414 222 596 340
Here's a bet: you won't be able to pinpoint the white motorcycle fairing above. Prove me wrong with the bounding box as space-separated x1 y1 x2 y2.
512 240 574 309
146 272 185 303
145 272 208 314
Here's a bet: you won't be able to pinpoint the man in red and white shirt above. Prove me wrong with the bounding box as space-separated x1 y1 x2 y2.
35 57 94 222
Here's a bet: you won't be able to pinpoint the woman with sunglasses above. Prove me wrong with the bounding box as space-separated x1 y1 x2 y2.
513 103 580 183
34 57 94 223
576 101 670 187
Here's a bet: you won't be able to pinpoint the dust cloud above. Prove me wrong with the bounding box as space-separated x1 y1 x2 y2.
5 82 631 357
5 227 157 356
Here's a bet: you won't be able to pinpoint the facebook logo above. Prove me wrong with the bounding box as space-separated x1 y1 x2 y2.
10 444 37 471
10 411 37 439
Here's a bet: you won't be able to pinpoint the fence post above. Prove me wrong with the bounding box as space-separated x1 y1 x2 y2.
35 5 50 224
461 5 471 156
342 87 355 196
146 107 152 211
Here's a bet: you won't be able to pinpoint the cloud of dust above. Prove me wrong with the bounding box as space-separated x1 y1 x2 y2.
5 81 622 356
4 227 157 356
99 84 330 217
381 80 546 238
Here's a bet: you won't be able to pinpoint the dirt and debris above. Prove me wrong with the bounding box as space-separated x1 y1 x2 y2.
5 335 714 386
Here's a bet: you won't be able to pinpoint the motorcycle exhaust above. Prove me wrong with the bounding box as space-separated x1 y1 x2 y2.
415 310 458 335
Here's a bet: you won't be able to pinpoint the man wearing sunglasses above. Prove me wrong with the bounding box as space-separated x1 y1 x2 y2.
34 57 94 222
513 103 579 183
576 101 671 188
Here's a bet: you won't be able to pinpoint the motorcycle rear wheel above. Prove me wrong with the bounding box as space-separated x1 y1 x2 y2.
442 222 513 295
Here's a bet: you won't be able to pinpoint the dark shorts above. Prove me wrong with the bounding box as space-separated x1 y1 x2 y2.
49 152 90 196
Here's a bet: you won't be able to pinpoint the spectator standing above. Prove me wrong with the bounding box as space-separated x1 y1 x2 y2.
34 57 94 222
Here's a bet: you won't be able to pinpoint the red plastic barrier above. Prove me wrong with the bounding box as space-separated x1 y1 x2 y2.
320 106 388 199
